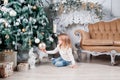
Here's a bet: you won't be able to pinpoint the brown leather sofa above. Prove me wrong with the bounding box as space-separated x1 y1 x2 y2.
75 19 120 52
75 19 120 65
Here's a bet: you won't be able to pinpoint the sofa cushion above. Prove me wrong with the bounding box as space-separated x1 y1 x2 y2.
82 39 113 46
114 41 120 46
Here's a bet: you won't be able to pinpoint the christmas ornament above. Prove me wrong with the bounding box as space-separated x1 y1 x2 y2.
17 19 21 23
4 0 8 5
29 17 32 22
12 41 15 45
15 22 20 26
90 3 94 9
5 34 9 39
0 19 5 24
4 21 8 27
8 25 11 27
32 6 37 10
38 42 46 50
82 3 86 10
35 38 40 43
9 10 17 17
1 6 9 12
22 28 26 32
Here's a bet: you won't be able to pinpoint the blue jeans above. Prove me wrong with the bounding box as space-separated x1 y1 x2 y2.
52 57 71 67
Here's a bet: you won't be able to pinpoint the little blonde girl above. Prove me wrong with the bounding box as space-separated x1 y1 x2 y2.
46 33 76 68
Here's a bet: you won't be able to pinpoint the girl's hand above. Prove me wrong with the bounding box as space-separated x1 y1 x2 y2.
69 64 78 68
40 49 46 53
42 49 47 53
40 49 47 53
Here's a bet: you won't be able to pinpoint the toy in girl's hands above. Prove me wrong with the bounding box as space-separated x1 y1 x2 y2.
38 42 48 61
38 42 46 52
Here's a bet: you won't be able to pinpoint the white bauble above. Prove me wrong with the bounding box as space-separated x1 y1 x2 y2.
15 22 20 26
35 38 40 43
38 42 46 49
0 19 5 23
8 24 11 27
12 41 15 45
28 4 32 8
17 19 21 23
29 17 32 22
1 6 9 12
9 10 17 17
5 22 8 27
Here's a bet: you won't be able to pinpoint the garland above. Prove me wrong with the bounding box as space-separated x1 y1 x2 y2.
49 0 103 20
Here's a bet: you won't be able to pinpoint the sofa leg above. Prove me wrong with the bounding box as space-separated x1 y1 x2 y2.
87 53 91 62
110 54 116 66
76 49 81 62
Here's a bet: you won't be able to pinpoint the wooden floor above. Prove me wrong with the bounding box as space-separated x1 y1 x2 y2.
1 55 120 80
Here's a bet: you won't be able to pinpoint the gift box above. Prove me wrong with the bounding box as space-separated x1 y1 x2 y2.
0 51 17 68
17 63 29 71
0 62 13 78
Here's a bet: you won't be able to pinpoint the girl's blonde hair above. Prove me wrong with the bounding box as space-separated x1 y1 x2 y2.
58 33 72 49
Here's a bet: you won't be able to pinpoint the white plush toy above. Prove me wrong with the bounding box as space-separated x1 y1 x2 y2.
28 48 36 69
38 42 48 61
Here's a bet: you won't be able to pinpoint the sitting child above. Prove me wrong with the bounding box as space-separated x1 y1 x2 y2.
45 33 77 68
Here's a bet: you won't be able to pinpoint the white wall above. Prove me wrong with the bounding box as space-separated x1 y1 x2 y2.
112 0 120 17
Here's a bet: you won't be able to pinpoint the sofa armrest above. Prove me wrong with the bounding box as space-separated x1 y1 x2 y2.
74 30 90 40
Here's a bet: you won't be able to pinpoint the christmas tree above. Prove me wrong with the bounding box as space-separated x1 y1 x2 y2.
0 0 54 51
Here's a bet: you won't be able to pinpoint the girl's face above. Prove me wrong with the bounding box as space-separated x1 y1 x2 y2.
58 37 63 45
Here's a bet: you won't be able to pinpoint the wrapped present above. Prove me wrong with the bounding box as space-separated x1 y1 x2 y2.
0 62 13 78
0 51 17 68
17 63 29 71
